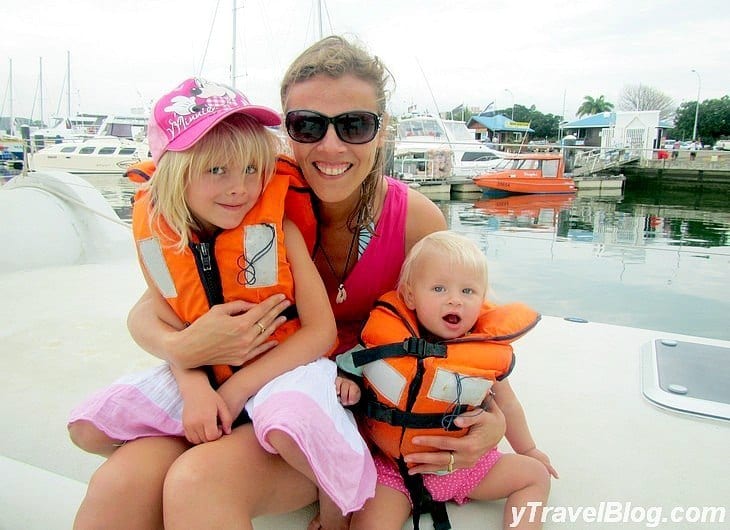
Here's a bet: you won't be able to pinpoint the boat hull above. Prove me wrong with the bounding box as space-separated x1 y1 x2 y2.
473 174 576 194
472 152 575 194
30 137 149 175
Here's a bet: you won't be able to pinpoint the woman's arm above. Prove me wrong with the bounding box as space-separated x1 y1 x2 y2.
127 282 292 369
217 219 337 414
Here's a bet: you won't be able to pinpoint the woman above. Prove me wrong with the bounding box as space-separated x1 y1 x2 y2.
73 36 505 529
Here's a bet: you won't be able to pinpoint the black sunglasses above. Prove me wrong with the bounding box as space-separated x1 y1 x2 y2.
285 110 381 145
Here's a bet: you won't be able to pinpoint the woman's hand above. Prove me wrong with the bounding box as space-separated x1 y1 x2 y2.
164 295 292 369
403 402 506 475
128 288 292 369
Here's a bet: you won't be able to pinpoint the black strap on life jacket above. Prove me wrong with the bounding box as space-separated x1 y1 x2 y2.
364 399 468 431
352 338 447 367
397 458 451 530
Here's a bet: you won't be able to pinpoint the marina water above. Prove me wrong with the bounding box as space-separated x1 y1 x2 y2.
6 170 727 341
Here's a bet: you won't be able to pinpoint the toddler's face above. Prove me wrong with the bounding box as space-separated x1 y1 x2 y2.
403 250 486 340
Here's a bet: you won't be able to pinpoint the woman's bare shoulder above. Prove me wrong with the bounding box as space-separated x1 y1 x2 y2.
404 187 447 251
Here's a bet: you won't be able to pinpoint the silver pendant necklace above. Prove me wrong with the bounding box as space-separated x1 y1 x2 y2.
317 230 358 304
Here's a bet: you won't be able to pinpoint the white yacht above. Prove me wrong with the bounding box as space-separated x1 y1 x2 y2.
1 171 727 529
27 114 107 148
29 115 150 174
393 113 503 183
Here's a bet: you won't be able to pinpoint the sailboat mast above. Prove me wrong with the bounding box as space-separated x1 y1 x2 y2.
231 0 237 87
317 0 323 39
66 51 71 118
39 57 44 127
9 58 14 136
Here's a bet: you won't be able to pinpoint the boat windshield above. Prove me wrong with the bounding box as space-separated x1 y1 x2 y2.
493 158 519 170
397 118 445 138
542 158 560 177
442 121 477 142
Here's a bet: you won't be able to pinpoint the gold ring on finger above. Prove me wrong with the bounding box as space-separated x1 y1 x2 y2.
447 451 454 473
256 322 266 335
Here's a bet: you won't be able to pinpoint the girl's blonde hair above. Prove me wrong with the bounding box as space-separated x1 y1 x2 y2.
397 231 489 300
148 114 281 251
280 35 394 231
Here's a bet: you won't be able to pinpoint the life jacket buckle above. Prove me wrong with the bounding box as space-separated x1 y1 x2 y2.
403 337 447 359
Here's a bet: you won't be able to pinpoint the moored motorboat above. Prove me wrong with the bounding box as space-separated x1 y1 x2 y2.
29 115 150 175
394 112 503 181
472 152 576 194
1 171 728 529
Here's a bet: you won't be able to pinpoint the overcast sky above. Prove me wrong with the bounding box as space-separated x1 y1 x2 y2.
3 0 727 125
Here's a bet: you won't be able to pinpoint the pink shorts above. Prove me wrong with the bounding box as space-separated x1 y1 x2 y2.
374 448 502 505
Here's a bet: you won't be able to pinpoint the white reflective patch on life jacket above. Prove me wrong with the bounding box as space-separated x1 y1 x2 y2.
428 368 492 407
363 360 407 407
138 237 177 298
242 223 277 287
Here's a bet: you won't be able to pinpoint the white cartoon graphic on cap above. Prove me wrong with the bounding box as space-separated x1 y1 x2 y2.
164 95 202 116
190 78 237 100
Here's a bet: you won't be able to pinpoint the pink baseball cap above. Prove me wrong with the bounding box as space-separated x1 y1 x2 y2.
148 77 281 163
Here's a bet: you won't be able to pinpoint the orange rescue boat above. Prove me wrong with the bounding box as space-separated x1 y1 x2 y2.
471 152 575 194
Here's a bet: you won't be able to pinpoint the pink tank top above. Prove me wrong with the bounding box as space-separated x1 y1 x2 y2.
332 177 408 354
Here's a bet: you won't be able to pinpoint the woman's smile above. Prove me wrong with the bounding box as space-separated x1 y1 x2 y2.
313 161 353 177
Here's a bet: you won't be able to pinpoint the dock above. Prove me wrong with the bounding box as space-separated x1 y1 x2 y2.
402 147 730 199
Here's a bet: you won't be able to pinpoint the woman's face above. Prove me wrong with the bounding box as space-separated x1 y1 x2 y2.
284 74 383 207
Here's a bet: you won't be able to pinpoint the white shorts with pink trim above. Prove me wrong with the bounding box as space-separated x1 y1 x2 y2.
68 358 375 515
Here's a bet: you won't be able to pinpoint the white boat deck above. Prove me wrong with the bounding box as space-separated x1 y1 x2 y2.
1 173 728 529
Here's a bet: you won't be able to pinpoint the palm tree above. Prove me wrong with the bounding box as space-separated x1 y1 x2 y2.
577 95 615 117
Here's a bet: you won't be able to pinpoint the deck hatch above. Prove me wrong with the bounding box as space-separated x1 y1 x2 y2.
641 339 730 421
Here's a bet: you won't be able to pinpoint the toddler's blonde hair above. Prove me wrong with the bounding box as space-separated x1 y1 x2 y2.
397 231 488 300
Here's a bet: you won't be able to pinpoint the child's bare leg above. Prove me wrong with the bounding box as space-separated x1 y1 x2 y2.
266 429 349 530
68 419 125 457
350 484 411 530
74 436 188 530
468 453 551 530
317 493 349 530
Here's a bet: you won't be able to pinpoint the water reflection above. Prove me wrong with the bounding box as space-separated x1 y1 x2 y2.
439 185 730 340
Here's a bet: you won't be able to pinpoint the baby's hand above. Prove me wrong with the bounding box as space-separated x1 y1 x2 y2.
336 376 361 406
523 447 559 479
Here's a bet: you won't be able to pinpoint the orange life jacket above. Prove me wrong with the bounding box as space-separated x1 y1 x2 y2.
132 159 314 387
352 290 540 465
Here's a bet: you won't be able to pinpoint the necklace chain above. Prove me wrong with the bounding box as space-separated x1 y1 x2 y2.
317 229 358 304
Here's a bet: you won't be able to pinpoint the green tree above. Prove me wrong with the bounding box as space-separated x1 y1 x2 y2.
530 112 562 140
672 95 730 143
577 95 614 117
493 103 562 140
618 84 675 122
